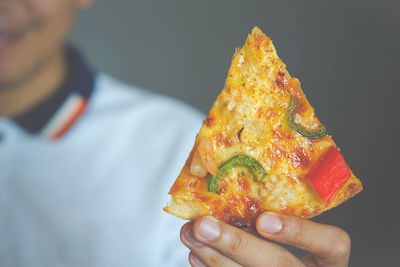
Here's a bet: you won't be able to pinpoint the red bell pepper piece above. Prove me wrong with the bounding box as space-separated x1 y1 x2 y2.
308 146 351 203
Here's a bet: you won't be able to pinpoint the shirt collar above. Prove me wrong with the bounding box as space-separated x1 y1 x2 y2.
14 46 95 140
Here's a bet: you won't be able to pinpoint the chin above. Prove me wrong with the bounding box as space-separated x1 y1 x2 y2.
0 39 42 88
0 65 35 89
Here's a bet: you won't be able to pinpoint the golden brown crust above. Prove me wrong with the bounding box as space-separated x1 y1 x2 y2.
165 27 362 227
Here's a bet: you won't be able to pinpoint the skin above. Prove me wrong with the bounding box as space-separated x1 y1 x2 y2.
181 213 351 267
0 1 353 265
0 0 92 118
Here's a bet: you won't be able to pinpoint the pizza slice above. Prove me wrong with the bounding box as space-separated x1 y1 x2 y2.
164 27 362 228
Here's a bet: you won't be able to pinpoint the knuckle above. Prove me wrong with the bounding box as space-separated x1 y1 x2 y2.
225 231 247 255
207 250 228 266
330 228 351 258
290 219 308 245
273 250 296 267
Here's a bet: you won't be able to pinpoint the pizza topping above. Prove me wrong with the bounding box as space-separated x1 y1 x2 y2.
308 146 351 203
237 127 244 142
274 73 288 90
208 155 268 193
190 149 208 177
197 136 219 176
287 96 327 139
205 115 215 127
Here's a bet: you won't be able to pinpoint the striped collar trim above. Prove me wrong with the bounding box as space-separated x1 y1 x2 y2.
40 93 88 139
14 47 95 140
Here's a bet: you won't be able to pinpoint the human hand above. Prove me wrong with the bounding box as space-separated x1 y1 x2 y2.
180 212 351 267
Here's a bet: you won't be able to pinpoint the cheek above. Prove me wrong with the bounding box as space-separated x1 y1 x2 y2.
0 1 76 83
28 0 76 45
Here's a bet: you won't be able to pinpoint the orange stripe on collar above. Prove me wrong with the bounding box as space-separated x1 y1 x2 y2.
40 94 88 139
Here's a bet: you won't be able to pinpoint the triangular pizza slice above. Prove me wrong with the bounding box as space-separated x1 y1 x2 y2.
164 27 362 228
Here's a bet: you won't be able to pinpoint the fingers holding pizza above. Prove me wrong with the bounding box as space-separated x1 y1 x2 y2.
181 213 351 267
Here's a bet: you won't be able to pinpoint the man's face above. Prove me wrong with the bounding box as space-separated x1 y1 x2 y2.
0 0 91 88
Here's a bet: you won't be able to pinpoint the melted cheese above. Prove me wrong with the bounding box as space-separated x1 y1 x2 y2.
165 27 362 227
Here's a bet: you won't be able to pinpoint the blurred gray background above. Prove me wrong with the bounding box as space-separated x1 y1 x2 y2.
70 0 399 266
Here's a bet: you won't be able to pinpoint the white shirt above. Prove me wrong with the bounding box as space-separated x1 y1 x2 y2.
0 74 204 267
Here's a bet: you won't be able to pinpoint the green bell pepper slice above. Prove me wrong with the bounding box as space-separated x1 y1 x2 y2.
286 96 327 139
208 155 267 193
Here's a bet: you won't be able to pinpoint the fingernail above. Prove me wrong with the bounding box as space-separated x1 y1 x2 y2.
198 216 220 241
184 226 202 246
190 254 207 267
259 213 282 233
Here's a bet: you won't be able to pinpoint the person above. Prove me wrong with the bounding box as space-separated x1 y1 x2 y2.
0 1 202 266
0 1 352 267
